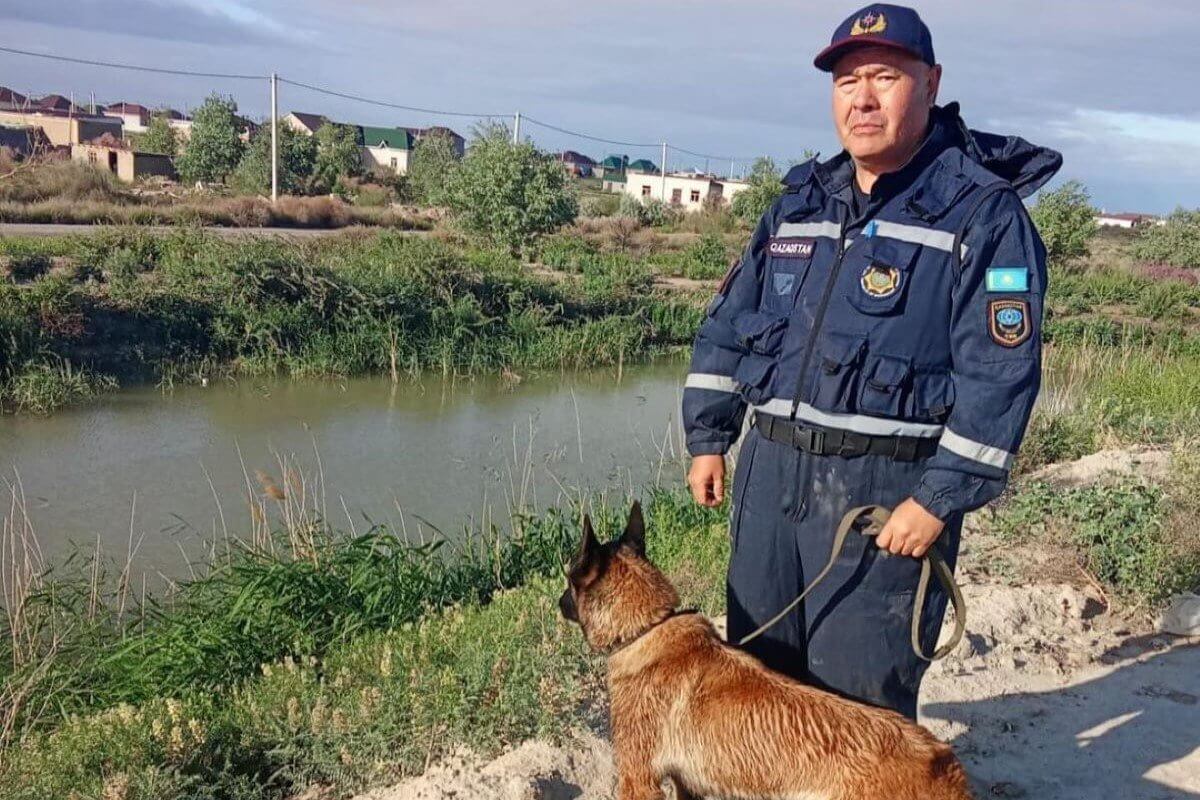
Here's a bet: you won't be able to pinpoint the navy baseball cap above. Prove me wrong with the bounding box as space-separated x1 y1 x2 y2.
814 4 936 72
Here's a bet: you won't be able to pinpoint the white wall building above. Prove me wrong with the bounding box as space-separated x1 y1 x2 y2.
622 171 750 212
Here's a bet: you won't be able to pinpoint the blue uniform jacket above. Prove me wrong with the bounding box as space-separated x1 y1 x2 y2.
683 103 1062 520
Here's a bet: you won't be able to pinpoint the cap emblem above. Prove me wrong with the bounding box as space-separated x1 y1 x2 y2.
850 10 887 36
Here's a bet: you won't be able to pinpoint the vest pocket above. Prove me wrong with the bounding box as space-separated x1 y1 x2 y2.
807 331 866 414
733 353 776 405
761 253 813 314
844 237 921 316
859 353 912 417
731 311 787 354
910 368 955 423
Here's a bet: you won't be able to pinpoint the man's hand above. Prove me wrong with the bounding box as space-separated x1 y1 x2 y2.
688 455 726 507
875 497 944 557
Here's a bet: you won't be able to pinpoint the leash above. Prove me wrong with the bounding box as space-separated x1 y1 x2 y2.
735 505 966 661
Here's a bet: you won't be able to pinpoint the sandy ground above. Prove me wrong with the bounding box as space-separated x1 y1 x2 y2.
355 448 1199 800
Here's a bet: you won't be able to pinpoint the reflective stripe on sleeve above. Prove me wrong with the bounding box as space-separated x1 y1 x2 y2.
939 428 1014 470
685 373 738 393
751 399 945 439
776 220 841 240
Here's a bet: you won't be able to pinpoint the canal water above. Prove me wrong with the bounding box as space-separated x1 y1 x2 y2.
0 361 693 573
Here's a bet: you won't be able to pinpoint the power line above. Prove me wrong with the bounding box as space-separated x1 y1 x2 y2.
278 77 504 120
0 45 266 81
1 44 764 172
522 115 659 150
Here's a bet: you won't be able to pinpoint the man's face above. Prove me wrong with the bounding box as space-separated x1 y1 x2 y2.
831 46 941 168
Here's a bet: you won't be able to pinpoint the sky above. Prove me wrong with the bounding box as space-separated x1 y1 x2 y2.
1 0 1197 214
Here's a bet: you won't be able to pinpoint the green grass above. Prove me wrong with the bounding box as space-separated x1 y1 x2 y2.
0 228 705 414
0 487 729 799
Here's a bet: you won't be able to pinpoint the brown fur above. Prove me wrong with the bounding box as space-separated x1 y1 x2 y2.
559 503 973 800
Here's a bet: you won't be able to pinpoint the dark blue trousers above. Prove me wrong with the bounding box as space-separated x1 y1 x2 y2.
726 425 963 720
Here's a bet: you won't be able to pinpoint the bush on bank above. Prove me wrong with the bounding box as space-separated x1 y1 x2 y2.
0 227 704 413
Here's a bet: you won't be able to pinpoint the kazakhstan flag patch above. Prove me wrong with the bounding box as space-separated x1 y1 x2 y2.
986 267 1029 292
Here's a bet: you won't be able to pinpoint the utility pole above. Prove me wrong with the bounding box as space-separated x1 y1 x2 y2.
660 142 668 201
730 158 735 180
513 111 522 144
270 72 278 203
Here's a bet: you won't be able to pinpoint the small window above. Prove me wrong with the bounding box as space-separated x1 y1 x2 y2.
671 188 682 204
690 190 701 203
390 157 398 169
641 185 652 197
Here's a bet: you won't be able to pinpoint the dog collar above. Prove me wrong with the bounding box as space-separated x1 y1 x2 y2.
603 607 703 657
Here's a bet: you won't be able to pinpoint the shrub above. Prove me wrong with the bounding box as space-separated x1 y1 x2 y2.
681 233 733 280
445 123 577 254
0 160 128 204
1029 180 1098 266
137 114 179 157
231 120 317 195
731 157 785 225
312 123 364 194
580 193 620 217
1130 208 1200 268
408 130 461 206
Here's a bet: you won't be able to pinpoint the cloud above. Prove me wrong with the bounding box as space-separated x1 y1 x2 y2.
3 0 306 46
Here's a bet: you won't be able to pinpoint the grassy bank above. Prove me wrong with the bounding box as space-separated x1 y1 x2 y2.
0 487 728 799
0 227 704 413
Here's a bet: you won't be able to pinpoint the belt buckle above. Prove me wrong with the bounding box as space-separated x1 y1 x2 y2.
801 426 825 453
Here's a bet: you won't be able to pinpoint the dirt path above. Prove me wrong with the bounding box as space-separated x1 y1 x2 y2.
355 541 1200 800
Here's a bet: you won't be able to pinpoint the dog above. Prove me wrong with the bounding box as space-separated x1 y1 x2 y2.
558 501 973 800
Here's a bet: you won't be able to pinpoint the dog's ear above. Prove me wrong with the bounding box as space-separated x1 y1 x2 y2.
576 513 600 564
618 501 646 556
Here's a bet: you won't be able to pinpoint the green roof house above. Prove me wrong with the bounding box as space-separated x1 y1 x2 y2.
355 126 413 175
627 159 658 174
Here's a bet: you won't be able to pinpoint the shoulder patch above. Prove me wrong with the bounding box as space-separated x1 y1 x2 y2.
988 298 1031 347
986 267 1029 292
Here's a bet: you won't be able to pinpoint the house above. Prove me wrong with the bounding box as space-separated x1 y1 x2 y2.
597 154 628 179
1095 212 1159 229
627 158 659 174
0 86 30 112
0 101 121 146
358 126 413 174
558 150 596 177
621 171 750 212
403 125 465 157
71 132 176 182
105 102 151 133
159 109 194 139
284 111 328 136
0 124 50 159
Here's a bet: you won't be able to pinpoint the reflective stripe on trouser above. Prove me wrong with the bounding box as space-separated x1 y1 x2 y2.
725 425 963 720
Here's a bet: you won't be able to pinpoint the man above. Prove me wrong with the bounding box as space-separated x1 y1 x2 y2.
682 3 1061 719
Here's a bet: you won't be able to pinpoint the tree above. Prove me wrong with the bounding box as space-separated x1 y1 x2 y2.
445 123 578 254
311 123 363 193
731 157 784 224
175 94 245 185
1029 180 1098 265
408 131 461 206
231 120 317 195
138 114 178 156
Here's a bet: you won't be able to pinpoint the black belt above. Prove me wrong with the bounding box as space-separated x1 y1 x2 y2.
753 413 939 462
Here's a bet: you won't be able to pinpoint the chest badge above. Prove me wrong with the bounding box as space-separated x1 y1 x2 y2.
860 263 900 298
989 299 1031 347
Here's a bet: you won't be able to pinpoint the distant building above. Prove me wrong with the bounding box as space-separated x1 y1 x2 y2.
0 86 30 112
283 111 328 136
558 150 596 177
0 124 50 159
627 158 659 174
105 102 152 133
71 132 176 182
601 172 627 192
0 104 121 146
358 126 413 174
1095 212 1159 229
622 171 749 212
597 154 628 179
403 125 465 157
